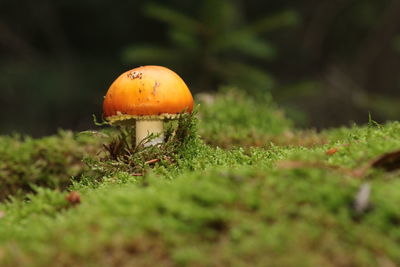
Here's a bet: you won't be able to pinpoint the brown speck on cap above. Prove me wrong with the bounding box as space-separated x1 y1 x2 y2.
127 71 143 80
153 81 160 96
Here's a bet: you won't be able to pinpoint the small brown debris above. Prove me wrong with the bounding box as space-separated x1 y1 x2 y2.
153 81 160 96
326 147 339 155
66 191 81 205
131 173 143 176
145 158 160 165
0 211 5 219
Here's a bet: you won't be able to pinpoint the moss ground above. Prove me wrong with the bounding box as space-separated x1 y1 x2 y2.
0 92 400 266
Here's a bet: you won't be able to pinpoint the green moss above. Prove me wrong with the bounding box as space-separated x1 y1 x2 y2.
1 93 400 266
0 131 103 201
1 160 400 266
198 89 293 147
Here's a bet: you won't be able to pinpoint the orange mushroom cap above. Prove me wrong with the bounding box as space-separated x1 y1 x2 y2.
103 65 194 123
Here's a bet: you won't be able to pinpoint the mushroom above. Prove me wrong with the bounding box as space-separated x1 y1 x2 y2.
103 65 194 146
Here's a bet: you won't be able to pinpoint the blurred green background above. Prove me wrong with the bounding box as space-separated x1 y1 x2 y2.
1 0 400 136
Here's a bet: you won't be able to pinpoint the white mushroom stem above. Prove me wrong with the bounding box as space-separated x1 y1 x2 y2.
136 120 164 147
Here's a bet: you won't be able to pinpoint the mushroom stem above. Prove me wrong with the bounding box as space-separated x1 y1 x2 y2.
136 120 164 146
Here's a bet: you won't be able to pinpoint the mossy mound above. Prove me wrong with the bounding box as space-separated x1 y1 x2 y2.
198 90 293 148
0 131 103 201
0 92 400 266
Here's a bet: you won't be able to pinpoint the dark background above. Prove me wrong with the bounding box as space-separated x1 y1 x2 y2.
1 0 399 136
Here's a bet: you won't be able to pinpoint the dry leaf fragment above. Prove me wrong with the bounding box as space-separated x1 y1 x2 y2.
66 191 81 205
326 147 339 155
370 150 400 172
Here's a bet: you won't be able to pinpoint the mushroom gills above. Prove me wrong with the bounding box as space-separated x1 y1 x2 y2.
136 120 164 147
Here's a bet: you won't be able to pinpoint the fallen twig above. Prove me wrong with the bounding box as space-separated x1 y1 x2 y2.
145 158 160 165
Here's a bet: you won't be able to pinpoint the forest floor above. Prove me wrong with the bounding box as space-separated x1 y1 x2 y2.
0 91 400 266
